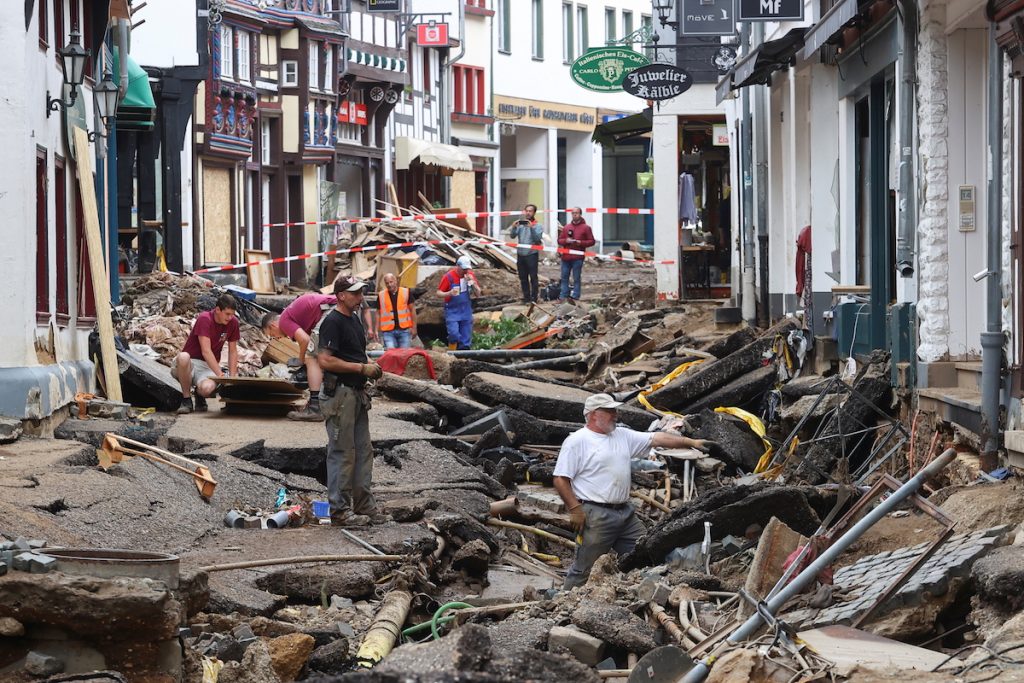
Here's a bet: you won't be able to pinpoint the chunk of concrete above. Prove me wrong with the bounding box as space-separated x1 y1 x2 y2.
637 577 672 606
0 417 23 444
741 517 806 618
571 600 658 655
973 545 1024 611
452 538 491 577
267 632 315 682
0 617 24 636
548 625 606 666
24 651 64 677
308 637 350 674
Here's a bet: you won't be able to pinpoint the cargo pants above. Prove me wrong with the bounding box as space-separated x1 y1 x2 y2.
563 502 646 589
321 384 377 517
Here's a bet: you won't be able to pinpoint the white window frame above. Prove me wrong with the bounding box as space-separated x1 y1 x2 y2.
282 60 299 87
605 7 616 43
622 10 634 46
261 119 271 165
308 41 320 91
220 25 234 79
237 31 251 83
324 45 334 93
562 3 573 64
532 0 544 59
576 5 589 58
498 0 511 53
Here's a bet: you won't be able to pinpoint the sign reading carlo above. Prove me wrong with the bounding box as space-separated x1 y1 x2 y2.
570 48 651 93
622 63 693 101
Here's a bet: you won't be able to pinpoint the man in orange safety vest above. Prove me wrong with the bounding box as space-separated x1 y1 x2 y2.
375 272 417 349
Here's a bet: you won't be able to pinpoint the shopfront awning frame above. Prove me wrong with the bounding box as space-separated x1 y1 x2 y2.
591 109 653 148
801 0 861 59
731 27 808 89
395 136 473 172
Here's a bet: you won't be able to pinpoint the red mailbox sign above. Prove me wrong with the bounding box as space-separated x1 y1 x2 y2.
416 23 449 46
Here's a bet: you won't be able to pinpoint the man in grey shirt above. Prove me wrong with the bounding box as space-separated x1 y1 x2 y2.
509 204 544 303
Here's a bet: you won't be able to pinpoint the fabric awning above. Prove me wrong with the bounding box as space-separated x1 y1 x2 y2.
801 0 860 59
591 109 652 148
395 137 473 171
715 74 735 105
112 47 155 130
731 28 808 90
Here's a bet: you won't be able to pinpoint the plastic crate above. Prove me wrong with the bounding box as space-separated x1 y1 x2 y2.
312 500 330 518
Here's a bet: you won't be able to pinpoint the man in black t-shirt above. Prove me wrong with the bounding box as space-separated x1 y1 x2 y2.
316 275 387 528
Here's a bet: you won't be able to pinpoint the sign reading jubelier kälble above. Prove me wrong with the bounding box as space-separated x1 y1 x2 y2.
622 64 693 101
738 0 804 21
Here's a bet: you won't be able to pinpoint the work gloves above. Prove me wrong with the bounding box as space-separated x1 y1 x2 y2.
568 504 586 532
361 362 383 380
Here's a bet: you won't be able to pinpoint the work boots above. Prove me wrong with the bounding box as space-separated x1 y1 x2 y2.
331 512 370 527
287 401 324 422
175 397 193 415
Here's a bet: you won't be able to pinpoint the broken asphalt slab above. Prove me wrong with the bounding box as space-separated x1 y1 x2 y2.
620 483 834 571
377 372 490 423
462 372 653 430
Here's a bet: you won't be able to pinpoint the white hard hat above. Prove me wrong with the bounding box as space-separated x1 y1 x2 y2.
456 255 473 270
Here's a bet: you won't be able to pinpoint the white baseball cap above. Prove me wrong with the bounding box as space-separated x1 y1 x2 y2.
456 255 473 270
583 393 624 416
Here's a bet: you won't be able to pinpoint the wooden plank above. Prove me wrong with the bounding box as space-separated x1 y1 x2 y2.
73 128 122 402
244 249 275 294
263 337 302 364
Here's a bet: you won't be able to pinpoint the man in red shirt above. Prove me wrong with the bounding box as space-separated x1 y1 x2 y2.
437 255 481 350
557 207 596 303
173 294 240 414
263 291 337 421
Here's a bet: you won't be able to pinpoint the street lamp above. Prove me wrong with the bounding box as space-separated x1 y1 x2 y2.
653 0 676 28
46 28 90 118
89 71 120 141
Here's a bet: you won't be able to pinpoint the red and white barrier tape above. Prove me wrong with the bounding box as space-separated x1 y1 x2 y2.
192 236 674 275
259 206 654 229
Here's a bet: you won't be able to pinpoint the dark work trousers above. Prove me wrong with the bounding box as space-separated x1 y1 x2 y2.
321 385 377 517
517 251 540 302
563 502 646 589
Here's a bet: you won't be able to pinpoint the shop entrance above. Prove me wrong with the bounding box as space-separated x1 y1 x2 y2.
677 116 730 297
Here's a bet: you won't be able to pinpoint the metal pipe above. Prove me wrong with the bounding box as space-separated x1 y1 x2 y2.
507 352 586 370
753 24 769 326
981 25 1004 468
895 0 918 277
369 348 584 360
682 448 958 683
739 24 756 325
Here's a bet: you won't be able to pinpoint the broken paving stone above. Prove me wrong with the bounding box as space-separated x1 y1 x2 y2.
308 637 350 674
485 617 555 653
636 577 672 606
0 616 24 636
452 539 492 577
571 600 658 655
337 622 355 638
382 498 435 522
267 632 315 683
24 651 64 676
0 417 23 444
972 545 1024 611
329 595 354 610
217 638 280 683
547 625 606 666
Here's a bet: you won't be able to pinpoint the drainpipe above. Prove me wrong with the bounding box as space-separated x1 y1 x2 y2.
116 18 129 101
740 24 756 325
895 0 918 277
980 24 1004 469
753 24 769 327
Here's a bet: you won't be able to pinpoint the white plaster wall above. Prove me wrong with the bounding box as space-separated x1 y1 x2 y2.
653 111 679 299
129 0 200 68
916 0 951 362
767 81 789 302
807 64 840 292
492 0 651 113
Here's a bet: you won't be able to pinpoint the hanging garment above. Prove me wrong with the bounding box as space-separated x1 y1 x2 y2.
679 172 698 224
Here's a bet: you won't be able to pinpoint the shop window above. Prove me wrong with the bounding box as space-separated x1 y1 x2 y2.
36 148 48 316
55 157 69 317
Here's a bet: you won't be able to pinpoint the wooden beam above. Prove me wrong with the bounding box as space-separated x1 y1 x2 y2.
73 128 122 402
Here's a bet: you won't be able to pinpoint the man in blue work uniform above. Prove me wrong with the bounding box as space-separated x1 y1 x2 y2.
437 255 482 350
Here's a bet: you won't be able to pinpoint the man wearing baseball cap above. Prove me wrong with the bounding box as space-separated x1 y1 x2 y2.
436 255 482 350
315 275 387 527
553 393 713 589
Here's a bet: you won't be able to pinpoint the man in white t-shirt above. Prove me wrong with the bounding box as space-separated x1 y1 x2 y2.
553 393 712 589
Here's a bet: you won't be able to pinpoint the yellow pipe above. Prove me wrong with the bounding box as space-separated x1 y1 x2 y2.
356 589 412 667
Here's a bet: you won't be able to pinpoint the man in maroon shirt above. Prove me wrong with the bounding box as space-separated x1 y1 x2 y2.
557 207 596 303
263 291 337 421
173 294 240 414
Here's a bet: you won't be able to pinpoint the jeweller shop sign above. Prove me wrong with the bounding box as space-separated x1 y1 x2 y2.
622 63 693 101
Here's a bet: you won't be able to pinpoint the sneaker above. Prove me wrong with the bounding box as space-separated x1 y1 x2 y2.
176 397 193 415
287 404 325 422
194 395 208 413
331 512 370 527
360 511 391 525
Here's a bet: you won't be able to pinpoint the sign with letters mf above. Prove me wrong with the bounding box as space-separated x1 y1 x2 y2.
681 0 736 36
738 0 804 21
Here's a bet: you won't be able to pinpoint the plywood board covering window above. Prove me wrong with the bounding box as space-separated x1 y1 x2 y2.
203 166 233 264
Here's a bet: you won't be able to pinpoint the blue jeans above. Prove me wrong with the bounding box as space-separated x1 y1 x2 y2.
559 259 584 300
446 317 473 349
381 328 412 349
